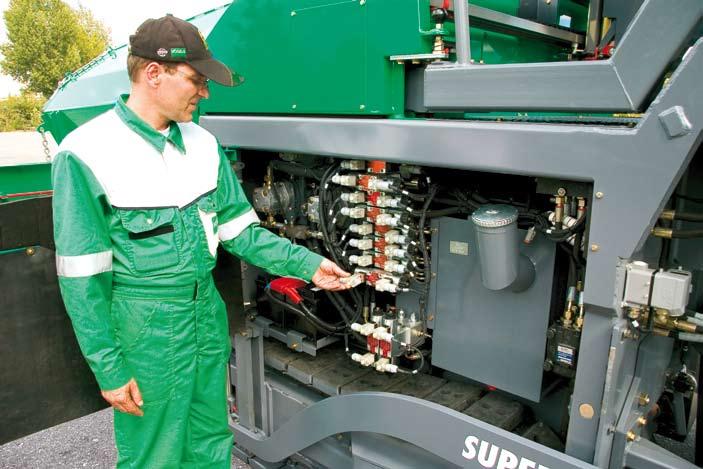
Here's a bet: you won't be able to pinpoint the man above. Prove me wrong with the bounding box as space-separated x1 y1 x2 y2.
52 14 350 468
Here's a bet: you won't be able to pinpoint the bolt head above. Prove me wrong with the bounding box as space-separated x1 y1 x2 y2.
557 187 567 196
25 247 35 256
595 191 604 199
291 11 296 16
591 244 600 252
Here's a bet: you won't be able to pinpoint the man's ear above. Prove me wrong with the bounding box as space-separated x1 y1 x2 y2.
144 62 162 88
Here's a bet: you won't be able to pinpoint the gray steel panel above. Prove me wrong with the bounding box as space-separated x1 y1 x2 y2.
230 392 594 468
565 306 616 462
521 421 564 452
624 437 699 469
422 0 702 111
202 38 703 311
430 218 555 401
424 381 484 411
424 60 629 111
352 433 459 469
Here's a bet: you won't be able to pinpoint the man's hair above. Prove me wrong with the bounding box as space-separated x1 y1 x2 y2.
127 54 177 82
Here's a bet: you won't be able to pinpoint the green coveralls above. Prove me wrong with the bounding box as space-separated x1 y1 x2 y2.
52 97 323 468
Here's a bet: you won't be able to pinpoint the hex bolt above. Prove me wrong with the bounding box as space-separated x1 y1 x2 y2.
360 104 366 110
360 0 366 5
626 430 637 442
637 416 647 427
25 247 36 256
291 343 299 350
591 244 600 252
595 191 604 199
292 104 297 109
557 187 566 196
291 11 296 16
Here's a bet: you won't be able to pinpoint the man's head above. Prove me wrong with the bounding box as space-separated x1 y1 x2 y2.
127 14 242 124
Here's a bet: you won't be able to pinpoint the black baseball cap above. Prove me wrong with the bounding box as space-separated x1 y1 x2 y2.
129 14 243 87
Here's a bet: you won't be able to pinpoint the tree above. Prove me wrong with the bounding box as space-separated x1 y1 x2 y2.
0 0 110 98
0 92 46 131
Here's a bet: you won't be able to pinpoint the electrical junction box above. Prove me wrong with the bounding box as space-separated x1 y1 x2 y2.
651 270 692 317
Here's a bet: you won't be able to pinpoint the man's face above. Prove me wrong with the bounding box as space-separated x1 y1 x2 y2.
157 63 210 123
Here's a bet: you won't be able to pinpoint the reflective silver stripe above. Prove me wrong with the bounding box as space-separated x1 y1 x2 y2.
218 209 260 242
56 251 113 278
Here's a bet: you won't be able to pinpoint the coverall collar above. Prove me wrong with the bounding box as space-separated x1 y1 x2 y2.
114 95 186 155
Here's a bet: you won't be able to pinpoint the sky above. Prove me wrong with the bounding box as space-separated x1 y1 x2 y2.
0 0 229 97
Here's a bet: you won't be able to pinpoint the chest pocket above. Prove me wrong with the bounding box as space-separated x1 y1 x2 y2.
119 208 180 273
197 195 219 258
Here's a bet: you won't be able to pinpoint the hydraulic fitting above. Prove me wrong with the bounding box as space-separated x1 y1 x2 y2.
341 192 366 204
351 322 376 336
349 223 374 235
376 213 400 227
375 195 401 208
349 238 373 250
384 246 407 258
349 254 373 267
351 352 375 367
374 358 398 373
341 206 366 219
385 230 407 245
340 160 366 170
383 260 406 274
332 174 357 187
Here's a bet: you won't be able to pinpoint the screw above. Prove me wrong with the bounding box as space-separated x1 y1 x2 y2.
626 430 637 442
25 247 36 256
637 416 647 426
595 191 604 199
292 104 297 109
360 0 366 5
557 187 567 196
291 11 296 16
360 104 366 110
291 343 299 349
591 244 600 252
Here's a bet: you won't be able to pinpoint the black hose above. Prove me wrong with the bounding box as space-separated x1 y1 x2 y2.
668 229 703 239
672 212 703 222
271 160 325 180
265 289 346 334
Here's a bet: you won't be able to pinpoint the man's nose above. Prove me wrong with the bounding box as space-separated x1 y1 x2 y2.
199 86 210 99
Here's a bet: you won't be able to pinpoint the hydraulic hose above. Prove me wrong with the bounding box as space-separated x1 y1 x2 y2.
652 227 703 239
265 288 346 334
660 209 703 223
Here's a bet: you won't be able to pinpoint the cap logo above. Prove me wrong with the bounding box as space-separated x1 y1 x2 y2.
157 48 168 57
171 48 187 58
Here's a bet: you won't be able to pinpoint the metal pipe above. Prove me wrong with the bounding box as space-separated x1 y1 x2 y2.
454 0 471 64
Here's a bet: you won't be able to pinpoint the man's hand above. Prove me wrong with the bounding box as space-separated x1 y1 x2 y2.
312 259 351 291
101 378 144 416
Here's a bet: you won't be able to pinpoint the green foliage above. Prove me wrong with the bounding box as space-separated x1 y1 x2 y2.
0 92 46 131
0 0 110 98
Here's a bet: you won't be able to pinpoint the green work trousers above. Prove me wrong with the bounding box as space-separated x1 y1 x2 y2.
111 277 232 468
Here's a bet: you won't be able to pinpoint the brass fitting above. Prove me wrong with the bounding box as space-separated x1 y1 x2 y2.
651 227 673 239
659 209 675 221
626 430 638 442
637 416 647 427
638 393 650 407
628 307 642 320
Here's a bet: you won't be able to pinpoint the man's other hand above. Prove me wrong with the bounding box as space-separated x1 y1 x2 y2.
312 259 351 291
101 378 144 416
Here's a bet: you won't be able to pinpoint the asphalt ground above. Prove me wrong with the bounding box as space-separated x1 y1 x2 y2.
0 408 250 468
